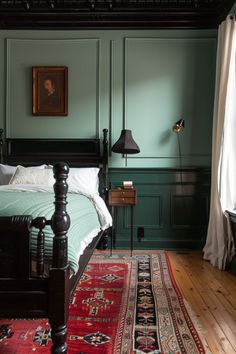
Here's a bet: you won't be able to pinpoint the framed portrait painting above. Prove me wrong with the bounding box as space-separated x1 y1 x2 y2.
32 66 68 116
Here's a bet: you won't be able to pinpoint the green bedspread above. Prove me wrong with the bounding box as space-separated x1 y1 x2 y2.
0 191 101 273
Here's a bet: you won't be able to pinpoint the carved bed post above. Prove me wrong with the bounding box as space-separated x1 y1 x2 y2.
0 128 4 164
97 128 110 250
49 162 70 354
51 162 70 269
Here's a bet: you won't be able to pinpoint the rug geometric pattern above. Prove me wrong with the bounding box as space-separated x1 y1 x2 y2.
133 253 208 354
0 251 209 354
0 257 137 354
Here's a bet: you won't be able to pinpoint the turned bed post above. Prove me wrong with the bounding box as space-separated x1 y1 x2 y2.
97 128 110 250
0 128 4 163
49 162 70 354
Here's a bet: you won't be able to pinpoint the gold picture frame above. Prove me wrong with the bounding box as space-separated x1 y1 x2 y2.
32 66 68 116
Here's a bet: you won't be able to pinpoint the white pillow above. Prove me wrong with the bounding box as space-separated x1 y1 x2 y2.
0 164 16 185
0 164 46 185
9 165 54 186
67 167 100 196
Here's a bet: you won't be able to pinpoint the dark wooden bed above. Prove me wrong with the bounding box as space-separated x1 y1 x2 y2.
0 128 110 354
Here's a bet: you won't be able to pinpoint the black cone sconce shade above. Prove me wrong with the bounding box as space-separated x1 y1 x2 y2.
111 129 140 154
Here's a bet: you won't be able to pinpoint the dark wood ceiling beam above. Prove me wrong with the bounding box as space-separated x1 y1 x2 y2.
0 14 219 29
0 0 232 29
0 2 220 11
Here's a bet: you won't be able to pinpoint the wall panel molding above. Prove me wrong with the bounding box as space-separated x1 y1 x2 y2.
122 194 163 229
96 39 101 138
109 167 211 249
123 36 216 167
6 37 101 138
109 39 114 153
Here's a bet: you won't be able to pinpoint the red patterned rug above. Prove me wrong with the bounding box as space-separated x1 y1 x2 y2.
133 253 209 354
0 256 137 354
0 252 209 354
89 252 209 354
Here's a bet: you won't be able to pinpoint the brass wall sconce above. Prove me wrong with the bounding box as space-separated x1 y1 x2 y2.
172 119 185 133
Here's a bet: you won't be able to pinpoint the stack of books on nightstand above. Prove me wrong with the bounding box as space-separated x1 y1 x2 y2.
123 181 133 189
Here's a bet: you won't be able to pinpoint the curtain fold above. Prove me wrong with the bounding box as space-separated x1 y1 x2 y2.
203 16 236 270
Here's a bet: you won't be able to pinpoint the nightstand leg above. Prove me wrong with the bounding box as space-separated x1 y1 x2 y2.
111 206 117 255
110 226 113 257
131 205 134 257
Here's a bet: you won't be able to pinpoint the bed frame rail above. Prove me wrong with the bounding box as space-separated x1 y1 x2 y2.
0 215 32 278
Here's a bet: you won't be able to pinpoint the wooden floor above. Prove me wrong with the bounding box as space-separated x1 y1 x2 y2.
164 251 236 354
131 250 236 353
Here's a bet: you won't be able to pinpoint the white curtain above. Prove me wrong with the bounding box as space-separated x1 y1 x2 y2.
203 16 236 270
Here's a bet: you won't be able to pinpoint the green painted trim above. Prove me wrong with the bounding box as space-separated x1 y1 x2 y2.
6 38 11 138
123 37 127 129
109 39 114 154
96 39 101 138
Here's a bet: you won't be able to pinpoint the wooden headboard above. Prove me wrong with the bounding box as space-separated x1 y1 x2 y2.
0 129 108 167
0 128 109 198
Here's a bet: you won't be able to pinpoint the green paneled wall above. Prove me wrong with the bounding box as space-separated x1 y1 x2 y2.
230 2 236 12
0 29 216 168
124 37 216 168
0 29 216 249
109 167 211 250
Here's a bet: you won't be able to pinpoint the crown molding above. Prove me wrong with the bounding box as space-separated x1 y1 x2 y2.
0 0 234 29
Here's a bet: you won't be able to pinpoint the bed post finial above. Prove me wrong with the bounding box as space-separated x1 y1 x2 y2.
51 162 70 269
0 129 4 164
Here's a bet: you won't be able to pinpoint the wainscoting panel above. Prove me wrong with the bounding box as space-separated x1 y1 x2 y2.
109 167 210 250
171 194 209 227
134 194 162 229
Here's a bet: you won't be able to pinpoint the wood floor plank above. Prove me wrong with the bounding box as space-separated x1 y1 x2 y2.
166 251 236 354
179 258 236 350
177 252 236 311
166 254 222 352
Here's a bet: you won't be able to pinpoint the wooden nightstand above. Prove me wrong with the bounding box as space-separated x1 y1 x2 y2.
108 188 137 256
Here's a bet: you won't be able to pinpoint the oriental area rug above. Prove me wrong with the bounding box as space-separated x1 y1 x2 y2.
0 251 209 354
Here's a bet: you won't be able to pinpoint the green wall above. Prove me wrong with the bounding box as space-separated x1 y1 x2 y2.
230 2 236 12
109 167 210 250
0 29 216 168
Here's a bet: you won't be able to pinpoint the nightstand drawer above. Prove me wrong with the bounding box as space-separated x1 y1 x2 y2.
108 189 137 206
109 187 137 256
109 196 135 205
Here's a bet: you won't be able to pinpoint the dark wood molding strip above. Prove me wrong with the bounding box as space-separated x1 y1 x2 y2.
0 0 234 29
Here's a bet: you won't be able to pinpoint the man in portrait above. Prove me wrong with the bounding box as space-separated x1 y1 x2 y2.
40 76 60 112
